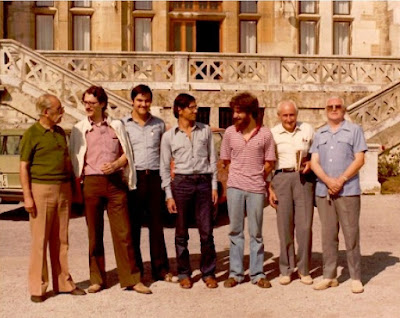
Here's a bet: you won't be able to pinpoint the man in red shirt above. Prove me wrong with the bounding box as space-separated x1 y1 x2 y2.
220 92 275 288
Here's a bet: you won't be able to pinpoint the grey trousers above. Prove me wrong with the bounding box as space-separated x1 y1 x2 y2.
272 172 314 276
316 195 361 280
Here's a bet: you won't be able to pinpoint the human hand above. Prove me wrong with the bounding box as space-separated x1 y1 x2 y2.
166 198 177 214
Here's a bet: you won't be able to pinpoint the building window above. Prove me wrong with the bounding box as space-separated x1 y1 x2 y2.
134 1 152 10
219 108 233 129
333 1 350 15
240 1 257 14
73 1 91 8
135 18 152 51
333 21 350 55
36 15 54 50
169 1 222 12
171 21 195 52
73 15 91 50
196 107 210 125
36 1 54 7
240 21 257 53
299 21 317 54
299 0 318 14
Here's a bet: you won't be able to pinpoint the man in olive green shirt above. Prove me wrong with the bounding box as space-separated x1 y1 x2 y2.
20 94 85 303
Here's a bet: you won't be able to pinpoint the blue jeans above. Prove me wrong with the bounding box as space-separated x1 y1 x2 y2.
172 174 216 280
227 187 265 283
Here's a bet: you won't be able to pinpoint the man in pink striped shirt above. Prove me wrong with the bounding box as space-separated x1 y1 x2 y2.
220 92 276 288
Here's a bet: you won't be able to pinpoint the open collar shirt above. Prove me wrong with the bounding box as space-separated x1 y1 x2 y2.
310 120 368 197
122 114 165 171
220 125 276 194
271 121 314 170
160 122 217 199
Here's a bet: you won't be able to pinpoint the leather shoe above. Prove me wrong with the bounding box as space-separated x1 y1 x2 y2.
313 278 339 291
179 277 193 289
88 284 103 294
164 272 175 283
31 295 45 303
70 287 86 296
351 280 364 294
223 277 239 288
299 274 313 285
279 275 291 285
133 282 152 294
257 278 272 288
204 276 218 289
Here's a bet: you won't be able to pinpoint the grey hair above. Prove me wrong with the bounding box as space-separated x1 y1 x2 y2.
326 96 346 109
36 94 58 115
277 100 298 115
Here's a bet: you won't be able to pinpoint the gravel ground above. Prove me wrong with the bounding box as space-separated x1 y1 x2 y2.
0 194 399 318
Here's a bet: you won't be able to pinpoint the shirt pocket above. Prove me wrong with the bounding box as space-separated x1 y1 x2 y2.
336 133 353 154
148 126 162 147
195 135 209 158
316 135 329 150
106 129 121 154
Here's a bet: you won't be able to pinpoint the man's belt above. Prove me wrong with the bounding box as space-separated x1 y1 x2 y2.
275 168 296 174
137 169 160 176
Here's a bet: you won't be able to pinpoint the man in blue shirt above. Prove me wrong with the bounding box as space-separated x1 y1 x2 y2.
310 96 367 294
122 85 172 283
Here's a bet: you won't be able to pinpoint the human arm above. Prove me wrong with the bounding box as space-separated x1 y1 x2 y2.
208 126 218 205
100 151 128 175
160 131 177 213
20 161 36 216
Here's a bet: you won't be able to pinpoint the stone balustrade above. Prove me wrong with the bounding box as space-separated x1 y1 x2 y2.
41 51 400 93
0 39 132 120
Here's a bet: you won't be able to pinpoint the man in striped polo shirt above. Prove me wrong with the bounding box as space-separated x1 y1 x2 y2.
220 92 276 288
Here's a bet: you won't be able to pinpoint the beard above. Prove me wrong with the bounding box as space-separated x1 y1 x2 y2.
233 115 250 131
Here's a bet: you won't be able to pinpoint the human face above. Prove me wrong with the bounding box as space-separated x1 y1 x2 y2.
278 102 297 132
179 101 197 122
83 93 104 120
326 98 346 123
233 107 251 130
132 93 152 118
45 96 64 126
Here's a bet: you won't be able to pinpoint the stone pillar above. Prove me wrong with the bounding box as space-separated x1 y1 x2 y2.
0 2 4 38
222 1 238 52
153 1 168 51
360 143 381 194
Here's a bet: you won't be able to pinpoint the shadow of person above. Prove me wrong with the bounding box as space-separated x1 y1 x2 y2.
0 206 28 221
309 251 399 285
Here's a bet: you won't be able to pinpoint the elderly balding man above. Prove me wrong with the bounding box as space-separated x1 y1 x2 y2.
269 100 315 286
20 94 85 303
310 97 367 294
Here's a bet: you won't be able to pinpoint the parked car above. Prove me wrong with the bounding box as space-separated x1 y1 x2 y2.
0 129 24 203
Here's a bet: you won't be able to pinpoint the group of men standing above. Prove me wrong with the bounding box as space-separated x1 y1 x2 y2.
20 85 367 303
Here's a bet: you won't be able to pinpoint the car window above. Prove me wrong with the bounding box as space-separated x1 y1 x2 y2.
0 135 22 155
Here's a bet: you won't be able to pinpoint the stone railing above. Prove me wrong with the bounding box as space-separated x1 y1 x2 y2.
41 51 400 92
347 79 400 149
0 39 132 119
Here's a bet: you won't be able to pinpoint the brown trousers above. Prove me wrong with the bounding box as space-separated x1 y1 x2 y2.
83 175 140 288
29 182 76 296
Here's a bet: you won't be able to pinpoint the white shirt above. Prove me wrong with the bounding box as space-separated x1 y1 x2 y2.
271 122 314 170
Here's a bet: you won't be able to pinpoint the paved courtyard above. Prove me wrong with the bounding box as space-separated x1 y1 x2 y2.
0 194 399 318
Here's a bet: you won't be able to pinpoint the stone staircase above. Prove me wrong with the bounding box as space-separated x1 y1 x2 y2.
0 39 132 129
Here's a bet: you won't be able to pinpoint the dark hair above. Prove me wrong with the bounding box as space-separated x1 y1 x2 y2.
130 84 153 101
229 92 259 120
82 86 108 111
173 93 196 118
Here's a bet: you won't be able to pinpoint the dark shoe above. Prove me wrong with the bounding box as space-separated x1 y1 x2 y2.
204 276 218 289
70 287 86 296
133 282 152 294
31 295 45 303
224 277 239 288
88 284 103 294
179 277 193 289
257 278 272 288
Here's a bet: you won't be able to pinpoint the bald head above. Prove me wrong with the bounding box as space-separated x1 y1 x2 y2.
277 100 298 115
36 94 61 116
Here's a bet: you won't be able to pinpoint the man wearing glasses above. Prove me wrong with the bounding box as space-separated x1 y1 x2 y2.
160 93 218 289
310 96 367 294
70 86 151 294
20 94 86 302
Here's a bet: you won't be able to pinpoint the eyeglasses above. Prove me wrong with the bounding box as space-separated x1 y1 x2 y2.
82 100 99 107
326 104 343 111
187 105 198 111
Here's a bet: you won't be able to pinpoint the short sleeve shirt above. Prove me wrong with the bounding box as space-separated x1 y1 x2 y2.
310 120 368 196
20 122 70 184
220 125 276 194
